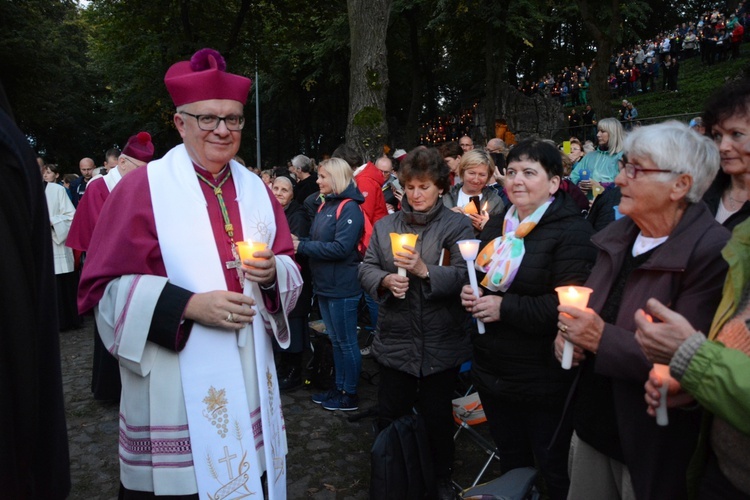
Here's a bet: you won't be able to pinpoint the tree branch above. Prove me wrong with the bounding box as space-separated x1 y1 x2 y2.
225 0 252 56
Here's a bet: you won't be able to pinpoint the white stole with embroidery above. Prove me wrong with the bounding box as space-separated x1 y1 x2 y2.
149 144 290 500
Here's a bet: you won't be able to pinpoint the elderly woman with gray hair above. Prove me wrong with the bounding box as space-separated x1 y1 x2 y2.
556 121 730 499
271 175 312 390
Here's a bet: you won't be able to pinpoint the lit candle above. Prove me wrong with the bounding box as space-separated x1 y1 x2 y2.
463 202 479 215
652 363 671 426
389 233 419 293
555 286 593 369
234 240 268 348
236 240 268 268
457 239 485 334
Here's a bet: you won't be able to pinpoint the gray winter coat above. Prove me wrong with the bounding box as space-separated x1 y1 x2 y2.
359 197 475 377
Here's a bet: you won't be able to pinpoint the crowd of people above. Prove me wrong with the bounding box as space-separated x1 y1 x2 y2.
6 38 750 500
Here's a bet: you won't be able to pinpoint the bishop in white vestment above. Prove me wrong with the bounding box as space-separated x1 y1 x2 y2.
78 48 302 500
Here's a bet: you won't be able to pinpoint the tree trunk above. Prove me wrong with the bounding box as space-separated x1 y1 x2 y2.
575 0 621 120
484 2 511 143
589 39 614 120
346 0 393 161
403 6 423 149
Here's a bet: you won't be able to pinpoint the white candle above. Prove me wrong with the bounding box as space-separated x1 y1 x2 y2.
653 363 670 426
389 233 418 297
555 286 593 369
457 239 485 334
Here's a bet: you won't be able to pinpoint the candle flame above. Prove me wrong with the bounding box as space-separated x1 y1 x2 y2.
567 286 579 298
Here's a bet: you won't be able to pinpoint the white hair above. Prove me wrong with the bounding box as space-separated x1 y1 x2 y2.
623 120 720 202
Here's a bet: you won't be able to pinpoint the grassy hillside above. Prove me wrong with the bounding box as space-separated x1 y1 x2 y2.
611 49 750 120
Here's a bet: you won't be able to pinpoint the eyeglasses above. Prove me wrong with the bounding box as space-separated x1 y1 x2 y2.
123 156 145 169
486 148 500 154
180 111 245 131
618 161 676 179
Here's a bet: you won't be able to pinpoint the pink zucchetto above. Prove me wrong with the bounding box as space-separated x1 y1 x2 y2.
164 48 252 107
122 131 155 163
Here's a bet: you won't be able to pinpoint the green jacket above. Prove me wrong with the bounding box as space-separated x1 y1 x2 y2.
673 216 750 497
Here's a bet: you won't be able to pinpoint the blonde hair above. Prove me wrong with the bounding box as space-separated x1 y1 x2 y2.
597 117 626 155
458 149 495 179
318 157 354 195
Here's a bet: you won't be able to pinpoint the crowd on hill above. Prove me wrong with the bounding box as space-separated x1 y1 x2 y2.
418 2 750 148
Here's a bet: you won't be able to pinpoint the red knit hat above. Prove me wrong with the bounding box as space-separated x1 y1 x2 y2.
122 132 154 163
164 48 252 107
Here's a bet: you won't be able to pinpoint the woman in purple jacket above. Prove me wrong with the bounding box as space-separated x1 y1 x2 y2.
556 121 730 499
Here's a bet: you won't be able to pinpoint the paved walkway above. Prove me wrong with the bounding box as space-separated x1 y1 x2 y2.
61 317 500 499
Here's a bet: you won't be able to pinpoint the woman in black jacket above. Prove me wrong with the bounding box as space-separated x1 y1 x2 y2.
461 139 597 499
359 147 474 498
272 175 312 390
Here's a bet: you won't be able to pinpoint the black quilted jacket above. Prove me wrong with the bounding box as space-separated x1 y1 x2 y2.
358 198 475 377
471 190 597 406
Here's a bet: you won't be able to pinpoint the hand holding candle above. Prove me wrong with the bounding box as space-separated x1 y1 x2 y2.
236 240 276 288
555 286 593 369
458 239 485 334
236 240 269 268
234 240 269 347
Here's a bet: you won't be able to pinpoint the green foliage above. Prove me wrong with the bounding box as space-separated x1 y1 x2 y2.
1 0 744 169
366 69 383 90
0 0 103 169
352 106 383 129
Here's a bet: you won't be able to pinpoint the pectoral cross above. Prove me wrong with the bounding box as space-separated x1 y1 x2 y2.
226 243 244 282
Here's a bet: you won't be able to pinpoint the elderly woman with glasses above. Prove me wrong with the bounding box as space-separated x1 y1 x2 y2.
556 121 730 499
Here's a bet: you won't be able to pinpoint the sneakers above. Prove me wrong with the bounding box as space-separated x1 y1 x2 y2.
360 330 376 358
322 391 359 411
311 388 339 405
278 366 303 392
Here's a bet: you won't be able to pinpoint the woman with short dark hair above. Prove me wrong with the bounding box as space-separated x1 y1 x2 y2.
461 138 597 499
702 78 750 230
360 147 474 497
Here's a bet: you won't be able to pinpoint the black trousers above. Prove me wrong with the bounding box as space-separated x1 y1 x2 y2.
377 364 460 478
478 391 572 500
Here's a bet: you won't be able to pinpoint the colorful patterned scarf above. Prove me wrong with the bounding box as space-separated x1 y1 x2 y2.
476 198 553 292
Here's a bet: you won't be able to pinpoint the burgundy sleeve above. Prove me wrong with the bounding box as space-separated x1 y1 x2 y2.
67 179 108 252
78 168 167 314
263 186 299 313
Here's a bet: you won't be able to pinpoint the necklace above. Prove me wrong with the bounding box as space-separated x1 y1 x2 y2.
727 192 747 211
195 167 243 281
